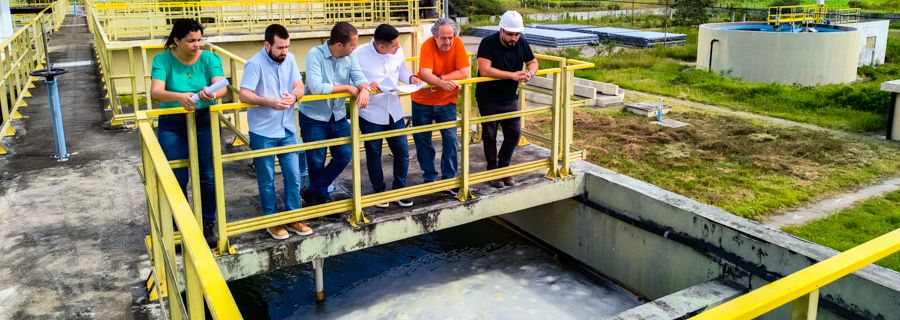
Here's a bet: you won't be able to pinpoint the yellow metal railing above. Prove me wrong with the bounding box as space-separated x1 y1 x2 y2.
139 54 593 254
0 0 67 155
691 227 900 320
767 4 827 25
88 0 442 41
137 112 242 320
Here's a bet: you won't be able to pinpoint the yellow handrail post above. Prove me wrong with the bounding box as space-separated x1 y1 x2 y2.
186 112 203 224
184 253 205 319
546 63 563 180
560 60 573 177
158 183 184 320
789 289 819 320
128 47 138 112
458 83 474 201
141 47 152 111
209 109 231 255
347 101 368 227
229 58 245 147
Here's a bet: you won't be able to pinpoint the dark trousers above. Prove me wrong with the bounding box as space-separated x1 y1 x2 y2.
157 110 216 223
478 100 521 170
299 113 351 200
360 116 409 192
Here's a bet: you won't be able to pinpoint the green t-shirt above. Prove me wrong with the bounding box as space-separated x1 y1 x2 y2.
150 50 224 109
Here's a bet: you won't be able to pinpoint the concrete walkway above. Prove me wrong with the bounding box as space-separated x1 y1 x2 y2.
765 177 900 229
0 15 154 319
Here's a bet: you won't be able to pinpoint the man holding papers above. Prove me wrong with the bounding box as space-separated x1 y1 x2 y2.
239 24 312 239
356 24 422 207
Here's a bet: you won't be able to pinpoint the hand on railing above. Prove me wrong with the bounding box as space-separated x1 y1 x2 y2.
176 92 199 111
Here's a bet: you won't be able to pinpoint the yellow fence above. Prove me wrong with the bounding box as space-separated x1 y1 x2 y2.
767 4 827 25
0 0 68 155
85 0 442 127
138 112 242 320
88 0 441 41
692 227 900 320
137 45 592 317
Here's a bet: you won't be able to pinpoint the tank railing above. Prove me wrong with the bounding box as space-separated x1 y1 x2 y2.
691 227 900 320
137 54 593 255
136 111 243 320
87 0 442 41
767 4 827 25
0 0 67 155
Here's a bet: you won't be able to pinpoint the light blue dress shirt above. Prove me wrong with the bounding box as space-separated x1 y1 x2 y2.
241 48 303 138
300 43 368 122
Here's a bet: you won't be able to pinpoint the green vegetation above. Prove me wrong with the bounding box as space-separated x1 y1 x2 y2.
716 0 900 10
784 190 900 272
673 0 716 26
526 108 900 219
559 26 899 133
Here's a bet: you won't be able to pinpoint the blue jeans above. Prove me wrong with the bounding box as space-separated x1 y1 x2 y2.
250 130 306 215
411 101 458 183
157 111 216 223
360 117 409 192
299 113 351 199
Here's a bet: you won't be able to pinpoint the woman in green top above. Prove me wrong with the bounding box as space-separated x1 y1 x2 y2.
150 19 226 247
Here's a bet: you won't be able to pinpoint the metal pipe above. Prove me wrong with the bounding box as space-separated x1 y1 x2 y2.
313 258 325 302
708 39 719 71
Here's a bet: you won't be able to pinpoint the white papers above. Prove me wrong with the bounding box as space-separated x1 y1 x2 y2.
396 82 427 93
191 78 230 103
377 77 426 94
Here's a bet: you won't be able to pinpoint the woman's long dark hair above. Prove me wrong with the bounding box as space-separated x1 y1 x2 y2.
164 19 204 51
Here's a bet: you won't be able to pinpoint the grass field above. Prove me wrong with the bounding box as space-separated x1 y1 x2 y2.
525 107 900 219
784 190 900 271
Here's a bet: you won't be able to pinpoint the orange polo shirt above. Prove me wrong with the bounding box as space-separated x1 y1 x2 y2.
411 36 469 106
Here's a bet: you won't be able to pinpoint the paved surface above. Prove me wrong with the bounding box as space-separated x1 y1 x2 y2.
0 15 154 319
765 177 900 229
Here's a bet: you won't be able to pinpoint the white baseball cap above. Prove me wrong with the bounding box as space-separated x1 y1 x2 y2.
499 11 525 33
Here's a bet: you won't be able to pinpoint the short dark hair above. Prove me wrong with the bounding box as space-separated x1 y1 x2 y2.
373 24 399 46
327 22 358 45
164 19 204 51
265 24 289 44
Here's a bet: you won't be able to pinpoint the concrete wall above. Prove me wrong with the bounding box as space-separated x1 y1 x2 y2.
840 20 889 66
502 161 900 319
696 22 861 86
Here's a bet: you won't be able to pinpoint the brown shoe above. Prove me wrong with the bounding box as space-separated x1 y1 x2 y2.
267 226 290 240
489 179 505 188
286 221 314 236
502 176 516 187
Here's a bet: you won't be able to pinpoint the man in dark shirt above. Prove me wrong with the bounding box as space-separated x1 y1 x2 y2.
475 10 538 188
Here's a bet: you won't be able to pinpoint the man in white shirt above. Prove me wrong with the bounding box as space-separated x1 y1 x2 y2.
356 24 422 207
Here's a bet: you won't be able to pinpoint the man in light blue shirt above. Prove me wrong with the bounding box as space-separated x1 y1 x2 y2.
300 22 371 205
239 24 312 239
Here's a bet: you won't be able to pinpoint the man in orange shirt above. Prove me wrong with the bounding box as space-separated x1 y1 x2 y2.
411 17 470 195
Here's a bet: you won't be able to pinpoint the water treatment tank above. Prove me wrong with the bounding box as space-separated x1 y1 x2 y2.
696 22 860 86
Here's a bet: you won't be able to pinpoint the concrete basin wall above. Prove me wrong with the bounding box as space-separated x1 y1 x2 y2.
696 22 861 86
502 162 900 319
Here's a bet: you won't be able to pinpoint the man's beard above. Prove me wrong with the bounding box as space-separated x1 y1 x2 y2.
268 50 285 63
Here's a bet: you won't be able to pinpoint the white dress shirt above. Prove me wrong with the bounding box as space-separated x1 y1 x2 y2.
356 41 415 125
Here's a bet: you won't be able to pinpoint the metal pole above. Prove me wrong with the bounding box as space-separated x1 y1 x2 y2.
708 39 719 71
72 0 77 16
313 258 325 302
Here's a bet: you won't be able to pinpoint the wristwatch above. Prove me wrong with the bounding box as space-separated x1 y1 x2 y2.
528 71 536 77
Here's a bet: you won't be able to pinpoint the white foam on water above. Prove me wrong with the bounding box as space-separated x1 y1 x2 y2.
288 244 640 319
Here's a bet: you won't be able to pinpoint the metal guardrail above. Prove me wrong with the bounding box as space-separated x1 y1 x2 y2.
0 0 67 155
84 0 442 127
137 112 242 320
691 227 900 320
767 4 827 25
137 49 593 318
88 0 442 41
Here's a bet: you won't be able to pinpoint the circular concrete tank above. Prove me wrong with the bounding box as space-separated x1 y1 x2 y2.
696 22 860 86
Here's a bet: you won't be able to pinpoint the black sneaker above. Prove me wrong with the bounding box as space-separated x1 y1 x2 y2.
203 222 217 248
395 199 413 207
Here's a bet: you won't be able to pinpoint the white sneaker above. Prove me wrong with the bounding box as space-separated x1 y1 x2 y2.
375 202 389 208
